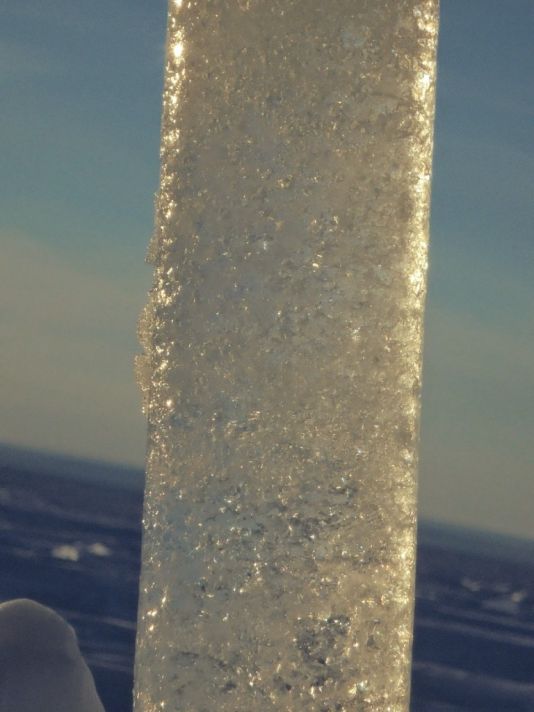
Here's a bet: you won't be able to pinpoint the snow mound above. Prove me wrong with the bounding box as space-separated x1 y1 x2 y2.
0 599 105 711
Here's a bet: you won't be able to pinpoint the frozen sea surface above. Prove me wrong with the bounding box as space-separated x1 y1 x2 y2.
1 446 534 711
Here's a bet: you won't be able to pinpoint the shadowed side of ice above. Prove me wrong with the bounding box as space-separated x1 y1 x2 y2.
0 599 105 712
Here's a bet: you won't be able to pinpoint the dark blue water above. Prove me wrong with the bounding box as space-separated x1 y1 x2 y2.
1 446 534 711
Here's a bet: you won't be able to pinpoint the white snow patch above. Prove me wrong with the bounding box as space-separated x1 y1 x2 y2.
86 543 112 557
51 545 80 562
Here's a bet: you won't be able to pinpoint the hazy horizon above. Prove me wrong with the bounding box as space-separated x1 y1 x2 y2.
1 1 533 539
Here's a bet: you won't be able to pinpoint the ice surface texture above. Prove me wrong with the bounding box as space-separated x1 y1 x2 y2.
135 1 438 710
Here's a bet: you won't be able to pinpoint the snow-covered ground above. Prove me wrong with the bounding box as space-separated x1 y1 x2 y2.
1 448 534 711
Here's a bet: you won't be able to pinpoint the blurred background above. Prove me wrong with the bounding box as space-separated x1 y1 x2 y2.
1 1 533 710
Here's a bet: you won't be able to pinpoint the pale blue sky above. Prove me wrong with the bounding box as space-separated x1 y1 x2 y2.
1 1 533 538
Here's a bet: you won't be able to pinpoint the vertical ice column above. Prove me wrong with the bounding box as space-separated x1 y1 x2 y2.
135 1 438 710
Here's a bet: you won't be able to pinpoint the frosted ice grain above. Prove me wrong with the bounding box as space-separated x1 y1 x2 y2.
135 1 439 710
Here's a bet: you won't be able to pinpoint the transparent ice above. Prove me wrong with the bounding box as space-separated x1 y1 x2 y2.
135 1 438 710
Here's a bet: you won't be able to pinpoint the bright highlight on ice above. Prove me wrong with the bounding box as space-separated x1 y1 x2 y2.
172 42 183 61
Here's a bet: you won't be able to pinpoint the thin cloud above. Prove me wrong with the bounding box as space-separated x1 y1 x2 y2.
0 231 148 466
420 301 534 538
